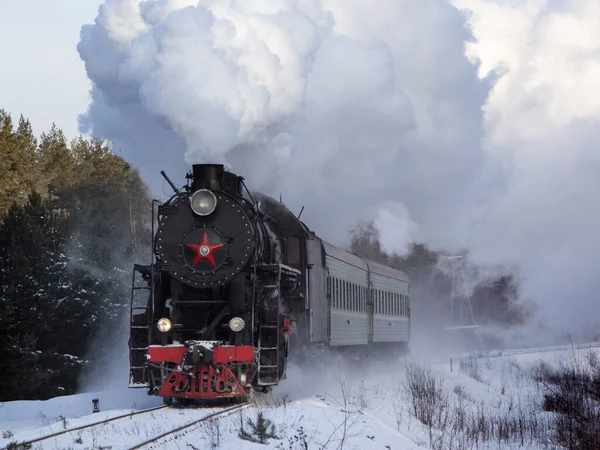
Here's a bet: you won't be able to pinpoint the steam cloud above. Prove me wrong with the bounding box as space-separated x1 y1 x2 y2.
78 0 600 336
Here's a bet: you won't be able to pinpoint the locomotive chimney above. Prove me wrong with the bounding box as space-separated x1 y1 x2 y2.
191 164 242 196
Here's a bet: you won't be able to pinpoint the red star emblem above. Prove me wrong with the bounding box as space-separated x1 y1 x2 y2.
186 232 224 268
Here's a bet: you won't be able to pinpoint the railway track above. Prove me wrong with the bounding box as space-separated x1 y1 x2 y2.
128 403 248 449
1 402 249 450
0 404 168 450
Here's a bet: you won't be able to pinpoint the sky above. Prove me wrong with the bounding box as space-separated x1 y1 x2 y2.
0 0 101 138
2 0 600 338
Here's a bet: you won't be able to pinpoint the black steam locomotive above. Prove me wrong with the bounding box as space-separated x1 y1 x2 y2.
129 164 411 403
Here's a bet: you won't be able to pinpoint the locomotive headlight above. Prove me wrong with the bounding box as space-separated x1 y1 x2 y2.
228 317 245 333
157 318 172 333
190 189 217 216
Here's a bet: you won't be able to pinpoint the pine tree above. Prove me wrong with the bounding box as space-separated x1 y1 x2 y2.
0 193 68 399
238 412 279 444
0 110 152 400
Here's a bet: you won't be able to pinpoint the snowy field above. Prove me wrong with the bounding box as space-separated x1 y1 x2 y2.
1 342 599 450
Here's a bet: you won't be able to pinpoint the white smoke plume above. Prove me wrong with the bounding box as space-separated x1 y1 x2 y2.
78 0 600 337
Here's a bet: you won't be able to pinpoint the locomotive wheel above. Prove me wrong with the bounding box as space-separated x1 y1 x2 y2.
162 396 173 406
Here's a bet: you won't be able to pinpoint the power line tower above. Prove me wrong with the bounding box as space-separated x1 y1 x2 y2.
443 255 479 331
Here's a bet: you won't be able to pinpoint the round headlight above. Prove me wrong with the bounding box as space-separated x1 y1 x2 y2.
229 317 245 333
157 318 172 333
190 189 217 216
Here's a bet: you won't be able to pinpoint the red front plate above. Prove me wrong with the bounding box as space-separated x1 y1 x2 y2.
146 344 254 399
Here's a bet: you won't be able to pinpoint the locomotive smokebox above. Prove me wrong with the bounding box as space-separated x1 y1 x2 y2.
192 164 242 196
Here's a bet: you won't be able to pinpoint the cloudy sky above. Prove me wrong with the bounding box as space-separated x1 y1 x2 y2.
2 0 600 337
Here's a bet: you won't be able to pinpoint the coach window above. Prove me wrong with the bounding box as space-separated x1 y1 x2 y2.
360 286 364 311
348 283 352 311
400 294 404 316
332 278 335 308
331 278 335 307
385 292 388 315
384 292 387 315
344 281 348 310
348 282 351 311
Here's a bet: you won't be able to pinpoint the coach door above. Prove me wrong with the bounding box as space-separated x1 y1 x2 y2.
306 236 327 343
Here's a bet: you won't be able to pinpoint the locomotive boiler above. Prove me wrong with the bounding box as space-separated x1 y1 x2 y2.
129 164 411 404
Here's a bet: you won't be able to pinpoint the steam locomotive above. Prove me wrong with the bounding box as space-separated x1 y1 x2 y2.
129 164 410 404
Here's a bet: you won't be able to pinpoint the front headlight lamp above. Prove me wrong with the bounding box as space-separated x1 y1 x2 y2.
190 189 217 216
229 317 245 333
157 318 172 333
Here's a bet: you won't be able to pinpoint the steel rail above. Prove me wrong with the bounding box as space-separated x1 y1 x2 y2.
0 404 168 450
128 403 248 450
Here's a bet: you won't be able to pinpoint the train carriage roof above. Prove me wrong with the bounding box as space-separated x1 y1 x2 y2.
322 240 409 283
322 240 368 271
364 259 410 283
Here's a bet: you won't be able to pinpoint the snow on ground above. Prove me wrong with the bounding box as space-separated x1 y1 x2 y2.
1 342 599 449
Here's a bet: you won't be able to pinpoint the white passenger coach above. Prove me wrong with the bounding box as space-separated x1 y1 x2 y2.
306 236 410 350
